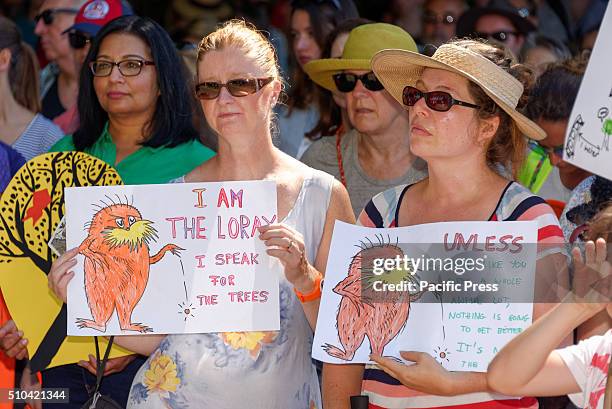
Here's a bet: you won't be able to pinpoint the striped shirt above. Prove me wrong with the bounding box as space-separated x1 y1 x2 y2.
12 114 64 161
358 181 565 409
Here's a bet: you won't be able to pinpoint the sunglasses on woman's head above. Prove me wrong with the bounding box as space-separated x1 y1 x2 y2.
402 86 480 112
35 8 78 25
333 72 384 93
195 78 274 100
68 31 91 49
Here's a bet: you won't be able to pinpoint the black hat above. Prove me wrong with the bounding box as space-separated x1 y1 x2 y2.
456 0 536 38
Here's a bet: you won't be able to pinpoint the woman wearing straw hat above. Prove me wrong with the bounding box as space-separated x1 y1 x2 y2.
301 23 427 217
324 39 570 409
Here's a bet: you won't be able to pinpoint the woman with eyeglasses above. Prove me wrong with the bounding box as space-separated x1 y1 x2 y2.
0 16 64 160
324 39 569 409
2 14 215 409
45 19 354 409
302 23 427 217
276 0 358 158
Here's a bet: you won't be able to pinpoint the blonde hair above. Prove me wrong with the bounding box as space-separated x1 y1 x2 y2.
197 19 280 82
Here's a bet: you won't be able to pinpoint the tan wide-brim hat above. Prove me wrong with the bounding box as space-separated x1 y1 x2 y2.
304 23 418 92
371 43 546 140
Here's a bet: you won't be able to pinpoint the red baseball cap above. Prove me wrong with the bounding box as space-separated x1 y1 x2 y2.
63 0 133 37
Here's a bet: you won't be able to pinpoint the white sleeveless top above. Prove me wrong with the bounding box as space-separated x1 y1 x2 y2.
127 169 334 409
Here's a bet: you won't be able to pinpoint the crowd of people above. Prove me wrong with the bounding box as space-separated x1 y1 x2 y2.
0 0 611 408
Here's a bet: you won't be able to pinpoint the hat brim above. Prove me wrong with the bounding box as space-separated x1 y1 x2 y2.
304 58 372 91
62 22 100 36
371 49 545 140
456 7 536 38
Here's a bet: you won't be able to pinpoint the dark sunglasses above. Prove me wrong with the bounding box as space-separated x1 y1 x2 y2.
68 31 91 49
402 86 480 112
423 11 457 25
195 78 274 100
333 72 384 93
35 8 78 25
475 31 519 42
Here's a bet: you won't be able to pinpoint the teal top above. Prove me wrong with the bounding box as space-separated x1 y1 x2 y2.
50 123 215 184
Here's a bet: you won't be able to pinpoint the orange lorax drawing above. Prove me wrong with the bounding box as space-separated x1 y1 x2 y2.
76 198 183 333
323 237 423 360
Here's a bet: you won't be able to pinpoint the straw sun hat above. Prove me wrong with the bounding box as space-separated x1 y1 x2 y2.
371 43 546 140
304 23 418 92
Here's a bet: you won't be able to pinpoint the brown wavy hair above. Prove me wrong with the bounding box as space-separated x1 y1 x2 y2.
450 39 534 177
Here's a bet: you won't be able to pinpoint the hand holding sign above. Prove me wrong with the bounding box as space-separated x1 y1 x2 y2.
259 224 311 291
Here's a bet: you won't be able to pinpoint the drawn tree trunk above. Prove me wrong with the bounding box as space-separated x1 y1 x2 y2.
0 152 122 371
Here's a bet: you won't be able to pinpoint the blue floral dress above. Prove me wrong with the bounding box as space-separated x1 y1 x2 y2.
127 171 334 409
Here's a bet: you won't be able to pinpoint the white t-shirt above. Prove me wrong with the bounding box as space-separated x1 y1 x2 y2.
557 329 611 409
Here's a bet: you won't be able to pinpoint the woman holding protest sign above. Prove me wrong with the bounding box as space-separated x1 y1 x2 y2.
1 15 215 409
47 19 354 408
323 39 570 409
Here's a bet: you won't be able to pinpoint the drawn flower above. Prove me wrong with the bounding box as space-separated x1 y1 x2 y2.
143 351 181 398
221 331 277 359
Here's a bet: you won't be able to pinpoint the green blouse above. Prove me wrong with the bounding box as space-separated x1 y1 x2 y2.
50 123 215 184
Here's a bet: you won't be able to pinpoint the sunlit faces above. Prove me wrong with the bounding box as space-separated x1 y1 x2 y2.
408 68 492 161
474 15 524 56
93 33 159 120
536 119 591 190
197 46 280 138
34 0 75 62
291 9 322 68
330 32 349 109
345 69 408 136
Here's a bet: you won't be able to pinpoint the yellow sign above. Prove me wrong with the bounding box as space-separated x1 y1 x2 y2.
0 152 133 370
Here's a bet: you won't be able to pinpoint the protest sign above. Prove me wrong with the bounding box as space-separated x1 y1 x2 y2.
564 2 612 180
65 181 279 336
0 152 130 370
313 220 539 372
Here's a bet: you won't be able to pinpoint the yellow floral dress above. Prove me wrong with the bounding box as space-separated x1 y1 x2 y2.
127 171 333 409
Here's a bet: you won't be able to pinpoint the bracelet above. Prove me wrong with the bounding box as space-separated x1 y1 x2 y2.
293 271 323 303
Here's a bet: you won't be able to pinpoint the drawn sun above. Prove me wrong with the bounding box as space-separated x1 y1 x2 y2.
178 301 196 321
433 346 451 363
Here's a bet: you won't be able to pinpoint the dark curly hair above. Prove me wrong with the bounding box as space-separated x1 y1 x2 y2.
74 16 199 151
524 55 587 122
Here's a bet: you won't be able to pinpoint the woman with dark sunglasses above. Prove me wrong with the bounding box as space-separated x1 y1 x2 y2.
324 39 569 409
276 0 358 158
302 23 427 217
4 14 215 409
83 19 350 409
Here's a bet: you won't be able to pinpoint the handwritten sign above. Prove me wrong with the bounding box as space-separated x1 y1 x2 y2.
313 221 538 372
564 2 612 180
65 181 279 336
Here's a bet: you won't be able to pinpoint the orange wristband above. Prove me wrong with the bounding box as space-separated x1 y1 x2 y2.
293 272 323 303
